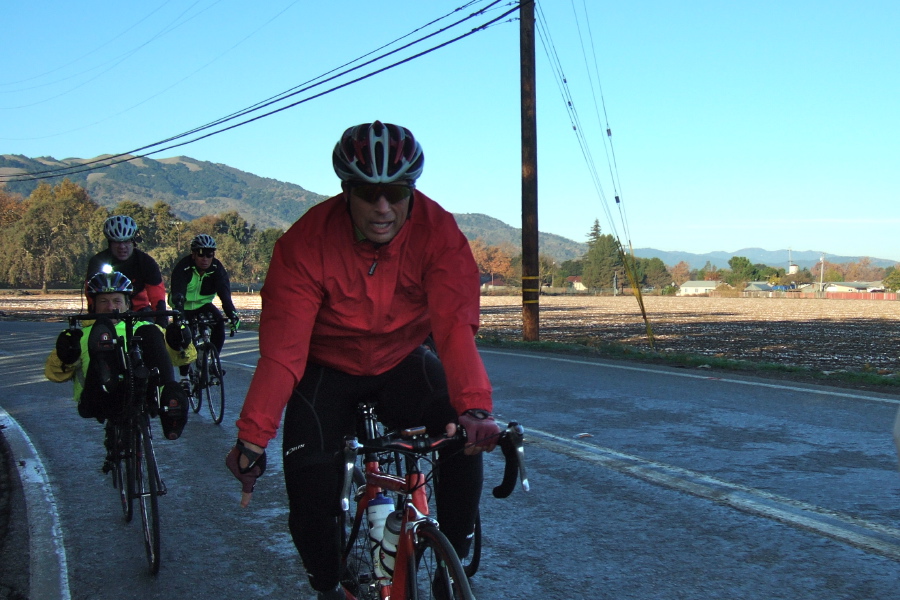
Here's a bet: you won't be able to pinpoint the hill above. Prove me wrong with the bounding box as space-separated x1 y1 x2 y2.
0 154 326 230
0 153 589 261
3 154 893 268
452 213 587 261
632 247 899 270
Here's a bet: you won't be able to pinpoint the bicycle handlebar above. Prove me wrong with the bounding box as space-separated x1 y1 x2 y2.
67 309 182 327
349 421 529 500
491 422 529 498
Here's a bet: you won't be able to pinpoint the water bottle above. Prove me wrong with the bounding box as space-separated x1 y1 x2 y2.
366 494 394 579
380 510 403 577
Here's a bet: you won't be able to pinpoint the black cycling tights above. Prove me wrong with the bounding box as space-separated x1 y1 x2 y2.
281 345 484 593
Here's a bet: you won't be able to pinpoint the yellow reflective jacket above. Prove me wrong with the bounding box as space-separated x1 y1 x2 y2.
44 320 196 404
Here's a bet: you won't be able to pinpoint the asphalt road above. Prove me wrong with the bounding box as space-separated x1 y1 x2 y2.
2 322 900 599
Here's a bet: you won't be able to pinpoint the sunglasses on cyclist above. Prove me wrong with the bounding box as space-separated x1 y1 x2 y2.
350 184 413 204
194 249 215 258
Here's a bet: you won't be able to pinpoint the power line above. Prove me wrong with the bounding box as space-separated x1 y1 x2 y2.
0 0 225 109
1 0 514 183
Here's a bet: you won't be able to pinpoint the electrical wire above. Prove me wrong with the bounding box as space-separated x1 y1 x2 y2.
0 0 226 109
0 1 517 183
536 0 654 347
0 0 175 88
1 0 306 143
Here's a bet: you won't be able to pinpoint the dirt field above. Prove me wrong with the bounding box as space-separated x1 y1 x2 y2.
3 292 900 376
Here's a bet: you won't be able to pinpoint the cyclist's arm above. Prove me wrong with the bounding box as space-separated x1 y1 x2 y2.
168 256 191 308
44 350 77 382
215 261 238 319
424 218 493 415
235 235 323 448
137 250 167 314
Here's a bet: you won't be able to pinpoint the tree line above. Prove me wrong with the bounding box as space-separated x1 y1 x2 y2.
0 180 283 291
3 182 897 295
468 218 900 294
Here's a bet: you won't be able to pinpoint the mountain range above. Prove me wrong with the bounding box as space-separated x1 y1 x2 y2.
1 153 894 269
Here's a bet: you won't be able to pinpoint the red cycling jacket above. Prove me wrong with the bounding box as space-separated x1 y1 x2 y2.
236 191 492 447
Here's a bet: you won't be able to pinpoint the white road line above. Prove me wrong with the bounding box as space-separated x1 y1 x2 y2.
480 349 900 405
528 428 900 561
0 408 71 600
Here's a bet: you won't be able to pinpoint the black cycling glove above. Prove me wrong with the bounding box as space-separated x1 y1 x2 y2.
165 321 192 351
55 330 83 364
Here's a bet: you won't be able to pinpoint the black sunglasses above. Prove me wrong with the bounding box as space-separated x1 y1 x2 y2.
350 184 413 204
194 249 215 258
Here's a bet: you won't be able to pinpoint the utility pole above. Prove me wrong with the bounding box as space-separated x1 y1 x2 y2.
819 254 825 293
520 0 539 341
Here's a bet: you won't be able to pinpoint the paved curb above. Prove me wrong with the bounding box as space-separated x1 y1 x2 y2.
0 410 71 600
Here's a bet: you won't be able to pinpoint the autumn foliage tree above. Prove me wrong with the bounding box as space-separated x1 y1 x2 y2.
0 179 284 290
0 180 100 291
469 238 513 286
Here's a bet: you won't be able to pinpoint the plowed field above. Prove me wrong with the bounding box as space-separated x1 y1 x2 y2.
3 293 900 376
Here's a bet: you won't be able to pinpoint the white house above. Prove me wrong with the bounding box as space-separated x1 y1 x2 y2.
677 280 720 296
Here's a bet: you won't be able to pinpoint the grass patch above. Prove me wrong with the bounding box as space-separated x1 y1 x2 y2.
475 334 900 392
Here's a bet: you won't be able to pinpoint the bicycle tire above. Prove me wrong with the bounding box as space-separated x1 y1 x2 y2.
189 357 203 413
113 423 133 523
461 510 481 578
136 416 161 575
203 346 225 424
409 523 475 600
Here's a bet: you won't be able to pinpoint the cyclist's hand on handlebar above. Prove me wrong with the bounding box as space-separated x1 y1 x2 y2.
458 409 501 455
165 321 192 351
55 329 83 364
225 439 267 507
228 314 241 335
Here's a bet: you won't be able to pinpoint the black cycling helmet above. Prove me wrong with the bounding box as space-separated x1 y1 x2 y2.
333 121 424 184
86 270 134 299
103 215 138 242
190 234 217 251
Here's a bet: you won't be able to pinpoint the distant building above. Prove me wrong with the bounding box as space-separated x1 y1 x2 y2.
677 281 720 296
743 282 774 292
824 281 885 293
566 276 587 291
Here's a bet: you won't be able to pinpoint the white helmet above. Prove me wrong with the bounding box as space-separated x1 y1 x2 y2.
103 215 138 242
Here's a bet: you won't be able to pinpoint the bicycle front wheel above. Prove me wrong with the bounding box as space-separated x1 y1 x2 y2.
188 360 202 413
340 476 381 600
113 424 133 523
135 417 161 575
202 346 225 424
409 523 475 600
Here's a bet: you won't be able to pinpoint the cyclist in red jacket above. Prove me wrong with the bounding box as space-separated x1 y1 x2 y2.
226 121 501 600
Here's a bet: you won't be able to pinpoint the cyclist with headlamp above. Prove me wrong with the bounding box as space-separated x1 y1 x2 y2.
86 215 168 326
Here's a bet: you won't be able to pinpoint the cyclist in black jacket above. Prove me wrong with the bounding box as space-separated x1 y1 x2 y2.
169 235 239 364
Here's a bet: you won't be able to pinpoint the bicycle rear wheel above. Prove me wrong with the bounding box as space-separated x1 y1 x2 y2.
135 416 161 574
409 523 475 600
203 346 225 424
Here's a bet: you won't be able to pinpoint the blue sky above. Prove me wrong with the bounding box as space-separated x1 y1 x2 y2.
2 1 898 262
